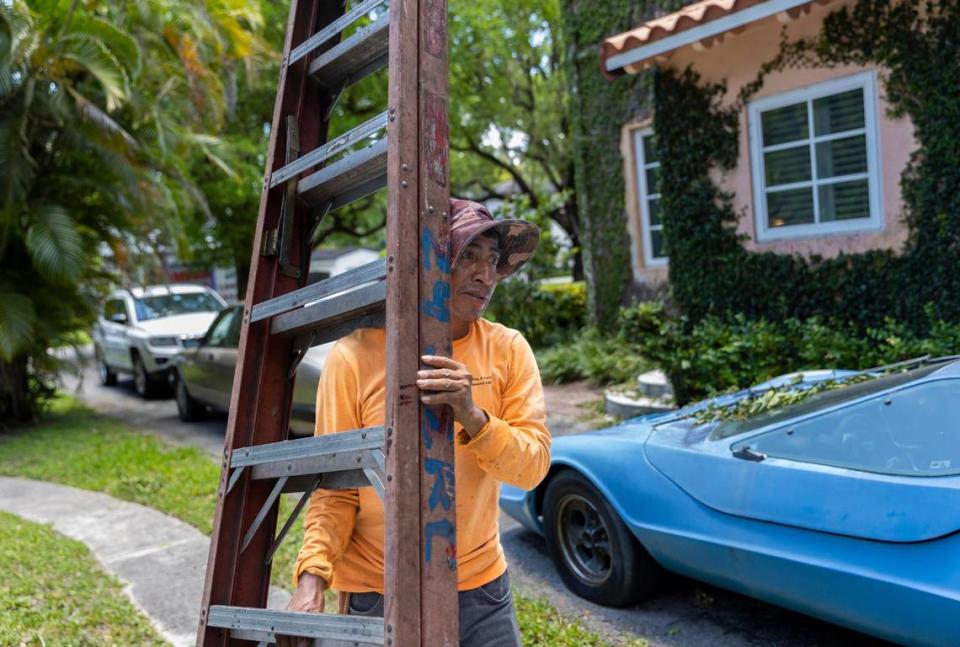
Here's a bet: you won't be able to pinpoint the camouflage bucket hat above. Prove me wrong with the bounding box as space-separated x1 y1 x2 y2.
449 198 540 279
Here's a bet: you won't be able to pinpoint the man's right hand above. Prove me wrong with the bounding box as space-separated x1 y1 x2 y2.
278 573 327 647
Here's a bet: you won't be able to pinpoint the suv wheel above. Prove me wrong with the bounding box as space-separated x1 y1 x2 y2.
132 352 162 399
96 348 117 386
175 372 204 422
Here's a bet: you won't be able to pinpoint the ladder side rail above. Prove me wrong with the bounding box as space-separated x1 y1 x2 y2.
384 0 424 644
416 0 457 643
198 1 342 644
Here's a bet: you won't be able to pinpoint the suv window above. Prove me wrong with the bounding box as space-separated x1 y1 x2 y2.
134 292 222 321
104 299 127 322
732 379 960 476
205 309 237 348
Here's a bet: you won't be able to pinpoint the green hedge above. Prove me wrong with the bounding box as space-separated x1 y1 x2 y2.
486 280 587 350
622 302 960 405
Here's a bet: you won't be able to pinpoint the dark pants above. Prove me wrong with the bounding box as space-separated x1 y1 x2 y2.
346 571 521 647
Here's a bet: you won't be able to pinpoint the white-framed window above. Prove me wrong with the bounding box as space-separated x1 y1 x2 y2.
748 71 883 242
633 128 667 265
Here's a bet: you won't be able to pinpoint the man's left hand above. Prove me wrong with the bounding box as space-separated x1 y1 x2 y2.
417 355 488 436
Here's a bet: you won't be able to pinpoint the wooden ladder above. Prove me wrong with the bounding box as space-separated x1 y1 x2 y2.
197 0 456 644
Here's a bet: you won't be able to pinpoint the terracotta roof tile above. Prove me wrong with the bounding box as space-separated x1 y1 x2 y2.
600 0 829 77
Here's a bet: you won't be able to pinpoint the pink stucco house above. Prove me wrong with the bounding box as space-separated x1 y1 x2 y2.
600 0 915 289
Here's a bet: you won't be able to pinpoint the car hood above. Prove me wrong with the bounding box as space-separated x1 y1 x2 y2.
134 312 220 336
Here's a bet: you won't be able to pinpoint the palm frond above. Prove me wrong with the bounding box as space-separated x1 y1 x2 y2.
67 86 138 150
24 204 83 283
66 13 142 79
59 34 129 111
0 285 36 361
0 114 36 210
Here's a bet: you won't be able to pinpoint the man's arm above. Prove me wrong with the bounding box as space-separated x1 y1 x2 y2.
290 344 361 593
418 333 551 490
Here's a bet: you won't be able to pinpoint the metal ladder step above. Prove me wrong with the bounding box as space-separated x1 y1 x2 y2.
308 13 389 90
251 260 386 324
270 281 385 344
298 137 387 211
207 606 384 645
229 429 387 556
288 0 388 66
232 427 385 483
270 111 388 189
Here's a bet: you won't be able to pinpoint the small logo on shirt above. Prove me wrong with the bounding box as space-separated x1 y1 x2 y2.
472 375 492 386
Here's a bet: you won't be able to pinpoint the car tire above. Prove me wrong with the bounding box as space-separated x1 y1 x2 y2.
95 348 117 386
174 372 204 422
131 352 162 399
543 470 661 607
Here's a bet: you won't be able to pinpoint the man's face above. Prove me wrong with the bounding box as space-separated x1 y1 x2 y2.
450 233 501 324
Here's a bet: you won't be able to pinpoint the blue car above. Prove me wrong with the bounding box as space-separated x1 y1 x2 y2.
501 358 960 646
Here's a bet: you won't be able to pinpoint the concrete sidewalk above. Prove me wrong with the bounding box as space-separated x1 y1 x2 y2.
0 477 290 647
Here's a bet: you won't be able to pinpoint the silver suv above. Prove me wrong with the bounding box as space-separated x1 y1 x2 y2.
92 285 227 397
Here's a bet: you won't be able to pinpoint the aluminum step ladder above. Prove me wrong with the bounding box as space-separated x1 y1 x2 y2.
197 0 456 644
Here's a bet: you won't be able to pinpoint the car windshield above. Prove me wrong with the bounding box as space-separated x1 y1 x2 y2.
134 292 222 321
709 363 947 441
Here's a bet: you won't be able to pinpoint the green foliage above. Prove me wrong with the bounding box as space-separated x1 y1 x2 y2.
621 302 960 405
560 1 688 331
515 593 649 647
653 0 960 333
0 0 271 421
537 328 651 386
0 510 166 646
486 279 586 349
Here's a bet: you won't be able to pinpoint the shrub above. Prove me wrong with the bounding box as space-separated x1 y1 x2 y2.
486 280 587 349
622 302 960 405
537 329 650 386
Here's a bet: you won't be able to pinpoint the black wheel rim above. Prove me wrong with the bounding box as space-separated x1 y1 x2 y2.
554 493 613 586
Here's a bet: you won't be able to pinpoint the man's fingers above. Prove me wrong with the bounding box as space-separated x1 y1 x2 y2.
417 368 460 380
420 355 462 369
416 378 466 392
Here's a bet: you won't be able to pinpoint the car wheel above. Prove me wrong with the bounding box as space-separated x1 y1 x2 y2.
543 470 661 607
131 352 161 399
95 348 117 386
174 373 204 422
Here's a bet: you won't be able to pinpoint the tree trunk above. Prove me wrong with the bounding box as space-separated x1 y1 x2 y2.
0 355 34 427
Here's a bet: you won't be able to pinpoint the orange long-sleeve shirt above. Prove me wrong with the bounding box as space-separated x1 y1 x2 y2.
292 318 551 592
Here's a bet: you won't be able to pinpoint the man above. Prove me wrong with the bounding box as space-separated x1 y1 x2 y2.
286 198 551 646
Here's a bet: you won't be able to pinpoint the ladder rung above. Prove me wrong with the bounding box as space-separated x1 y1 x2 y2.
283 469 373 493
308 14 389 89
251 260 386 323
232 427 384 469
270 111 388 188
298 138 387 210
288 0 388 66
207 606 384 644
271 281 386 340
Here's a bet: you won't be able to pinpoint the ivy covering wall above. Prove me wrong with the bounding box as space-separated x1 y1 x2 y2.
560 1 688 332
654 0 960 333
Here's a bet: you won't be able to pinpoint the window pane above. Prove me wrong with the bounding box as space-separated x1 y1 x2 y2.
642 135 658 164
647 198 661 226
819 180 870 222
650 229 666 259
761 102 808 146
764 145 811 186
813 88 865 136
645 167 659 195
816 135 867 178
738 379 960 477
767 188 814 227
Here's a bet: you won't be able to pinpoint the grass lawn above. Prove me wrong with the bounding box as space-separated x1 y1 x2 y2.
0 395 646 647
0 510 167 646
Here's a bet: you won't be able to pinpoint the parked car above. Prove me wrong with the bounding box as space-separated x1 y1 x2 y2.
92 285 227 397
501 358 960 647
171 305 331 436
